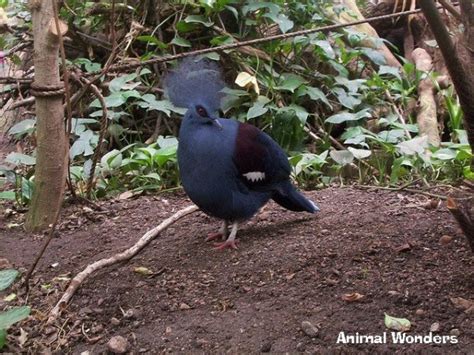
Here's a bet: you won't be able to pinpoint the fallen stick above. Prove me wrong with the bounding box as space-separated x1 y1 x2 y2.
48 204 199 323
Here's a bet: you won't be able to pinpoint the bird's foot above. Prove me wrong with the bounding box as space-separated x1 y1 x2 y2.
205 232 225 242
213 239 239 250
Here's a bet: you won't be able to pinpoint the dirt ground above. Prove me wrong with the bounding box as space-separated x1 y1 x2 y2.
0 186 473 353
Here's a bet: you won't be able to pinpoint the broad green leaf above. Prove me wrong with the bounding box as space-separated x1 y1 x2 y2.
314 40 335 59
176 21 196 33
276 74 307 93
136 35 168 49
463 166 474 180
108 73 138 93
247 102 268 120
184 15 214 27
171 36 191 47
333 87 361 109
70 130 96 158
287 104 309 124
138 95 184 116
8 119 36 136
397 135 428 155
361 48 386 65
377 129 406 143
0 329 5 349
297 86 331 108
432 148 457 160
384 313 411 331
0 306 30 329
326 108 372 124
378 65 401 80
5 152 36 166
101 150 122 170
90 92 126 108
326 112 356 124
334 77 366 93
330 150 354 165
265 13 293 33
0 191 15 200
157 136 178 149
347 147 371 159
0 270 19 291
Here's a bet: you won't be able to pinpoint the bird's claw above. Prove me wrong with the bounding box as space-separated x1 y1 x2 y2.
213 239 239 250
205 232 225 242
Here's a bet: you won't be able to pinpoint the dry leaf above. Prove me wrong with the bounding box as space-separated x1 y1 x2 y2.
18 328 28 347
133 266 153 275
119 191 134 200
342 292 364 302
235 72 260 94
179 302 191 310
384 313 411 331
395 243 411 253
450 297 474 313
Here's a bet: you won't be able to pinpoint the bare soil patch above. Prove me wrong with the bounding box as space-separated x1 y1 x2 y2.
1 187 473 353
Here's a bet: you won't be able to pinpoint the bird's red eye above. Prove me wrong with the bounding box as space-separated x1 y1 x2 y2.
196 106 207 117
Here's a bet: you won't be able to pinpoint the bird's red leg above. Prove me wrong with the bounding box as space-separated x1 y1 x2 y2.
214 222 239 250
205 221 228 242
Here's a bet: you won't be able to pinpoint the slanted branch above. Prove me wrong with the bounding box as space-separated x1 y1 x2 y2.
447 197 474 252
47 204 199 324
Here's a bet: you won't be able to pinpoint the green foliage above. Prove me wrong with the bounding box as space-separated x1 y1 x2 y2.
0 269 30 350
1 0 471 206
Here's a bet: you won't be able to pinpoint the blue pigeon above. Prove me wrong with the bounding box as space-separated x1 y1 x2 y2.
164 58 319 249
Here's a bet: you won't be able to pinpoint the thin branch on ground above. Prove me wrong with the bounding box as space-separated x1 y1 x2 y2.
47 204 199 323
356 184 448 200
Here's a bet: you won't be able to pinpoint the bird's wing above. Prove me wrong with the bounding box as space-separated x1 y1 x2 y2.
233 122 291 191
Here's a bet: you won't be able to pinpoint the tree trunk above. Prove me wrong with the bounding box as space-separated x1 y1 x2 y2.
25 0 68 232
412 48 440 146
419 0 474 167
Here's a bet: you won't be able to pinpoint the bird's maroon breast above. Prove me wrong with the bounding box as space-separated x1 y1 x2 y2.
234 123 267 182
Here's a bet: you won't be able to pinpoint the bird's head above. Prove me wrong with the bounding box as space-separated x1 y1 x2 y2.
192 102 223 129
163 57 225 129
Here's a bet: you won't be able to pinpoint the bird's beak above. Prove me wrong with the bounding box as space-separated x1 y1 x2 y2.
211 117 223 130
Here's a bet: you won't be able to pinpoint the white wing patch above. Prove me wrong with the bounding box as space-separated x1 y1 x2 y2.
243 171 266 182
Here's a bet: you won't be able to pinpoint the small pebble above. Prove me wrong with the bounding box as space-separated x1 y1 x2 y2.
107 335 129 354
110 317 121 326
450 328 461 337
415 309 425 316
301 320 319 337
430 322 440 332
296 342 306 351
0 258 12 269
439 235 453 245
260 341 272 352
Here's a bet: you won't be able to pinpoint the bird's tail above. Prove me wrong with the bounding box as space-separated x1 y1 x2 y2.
272 181 319 213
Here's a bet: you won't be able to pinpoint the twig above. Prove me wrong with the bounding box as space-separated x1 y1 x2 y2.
80 76 108 198
438 0 462 20
384 89 412 139
9 96 35 110
23 210 62 290
47 204 199 323
356 184 448 200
